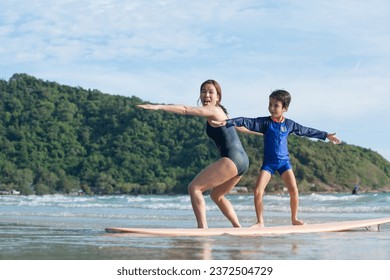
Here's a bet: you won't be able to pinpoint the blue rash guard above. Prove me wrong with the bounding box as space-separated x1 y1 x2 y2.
206 122 249 176
226 117 328 175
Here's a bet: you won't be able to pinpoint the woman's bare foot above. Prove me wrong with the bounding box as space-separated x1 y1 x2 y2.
250 222 265 228
292 219 306 226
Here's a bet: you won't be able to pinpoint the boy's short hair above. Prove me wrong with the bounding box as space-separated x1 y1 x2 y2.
269 89 291 109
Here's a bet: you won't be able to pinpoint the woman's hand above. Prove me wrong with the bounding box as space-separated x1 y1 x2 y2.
137 104 159 110
327 133 341 144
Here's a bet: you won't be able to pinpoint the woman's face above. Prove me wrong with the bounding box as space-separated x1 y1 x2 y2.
200 83 219 106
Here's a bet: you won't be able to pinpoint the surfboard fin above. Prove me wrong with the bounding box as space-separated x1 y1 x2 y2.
365 224 380 232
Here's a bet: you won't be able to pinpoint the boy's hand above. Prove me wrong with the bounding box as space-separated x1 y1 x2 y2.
327 133 341 144
211 120 227 127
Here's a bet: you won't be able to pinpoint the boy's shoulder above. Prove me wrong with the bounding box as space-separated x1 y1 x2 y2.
251 116 272 127
255 116 272 122
284 118 297 125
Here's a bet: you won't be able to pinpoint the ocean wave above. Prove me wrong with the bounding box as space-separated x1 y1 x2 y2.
301 205 390 214
3 210 189 221
2 193 389 216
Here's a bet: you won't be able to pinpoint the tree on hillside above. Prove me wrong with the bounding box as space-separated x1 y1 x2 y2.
0 74 388 194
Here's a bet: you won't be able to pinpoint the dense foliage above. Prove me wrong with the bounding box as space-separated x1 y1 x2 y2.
1 74 389 195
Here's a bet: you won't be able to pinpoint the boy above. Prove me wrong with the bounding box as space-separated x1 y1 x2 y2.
215 89 340 226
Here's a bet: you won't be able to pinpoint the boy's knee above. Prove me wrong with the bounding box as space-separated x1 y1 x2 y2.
288 187 299 197
254 188 264 197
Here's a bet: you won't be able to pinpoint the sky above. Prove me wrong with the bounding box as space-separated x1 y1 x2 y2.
1 0 389 161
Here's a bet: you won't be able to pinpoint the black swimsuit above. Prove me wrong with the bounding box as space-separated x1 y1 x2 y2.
206 122 249 176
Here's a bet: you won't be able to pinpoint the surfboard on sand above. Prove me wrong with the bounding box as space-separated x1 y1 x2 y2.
105 217 390 237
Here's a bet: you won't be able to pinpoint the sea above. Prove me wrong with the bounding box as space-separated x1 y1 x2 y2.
1 192 389 260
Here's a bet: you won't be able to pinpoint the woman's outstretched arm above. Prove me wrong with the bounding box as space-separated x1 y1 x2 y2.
137 103 220 118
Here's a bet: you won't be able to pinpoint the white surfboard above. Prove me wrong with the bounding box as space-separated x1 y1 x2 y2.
105 217 390 236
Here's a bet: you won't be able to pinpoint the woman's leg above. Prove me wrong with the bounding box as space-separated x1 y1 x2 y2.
210 175 242 227
188 157 239 228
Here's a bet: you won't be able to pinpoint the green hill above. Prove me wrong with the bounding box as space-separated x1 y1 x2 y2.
0 73 389 195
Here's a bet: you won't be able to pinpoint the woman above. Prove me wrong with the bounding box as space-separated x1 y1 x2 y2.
137 80 249 228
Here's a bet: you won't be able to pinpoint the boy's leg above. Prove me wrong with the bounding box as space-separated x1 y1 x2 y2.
252 170 272 227
280 169 305 225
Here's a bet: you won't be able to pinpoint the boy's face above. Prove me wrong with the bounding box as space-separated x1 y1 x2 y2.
268 98 287 120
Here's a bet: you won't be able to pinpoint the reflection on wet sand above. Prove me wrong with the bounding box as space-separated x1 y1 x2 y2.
168 236 301 260
102 232 303 260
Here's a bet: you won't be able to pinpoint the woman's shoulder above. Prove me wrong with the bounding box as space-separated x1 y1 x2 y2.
206 105 229 119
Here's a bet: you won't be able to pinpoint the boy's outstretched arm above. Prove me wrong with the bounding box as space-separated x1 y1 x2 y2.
327 133 341 144
211 119 263 135
227 117 265 132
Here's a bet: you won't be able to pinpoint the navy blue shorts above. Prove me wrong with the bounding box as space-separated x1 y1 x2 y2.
261 159 292 175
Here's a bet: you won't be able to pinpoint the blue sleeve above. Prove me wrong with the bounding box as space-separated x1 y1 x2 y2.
226 117 268 133
287 119 327 140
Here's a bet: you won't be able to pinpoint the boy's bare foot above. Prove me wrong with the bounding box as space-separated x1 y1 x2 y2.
292 219 306 226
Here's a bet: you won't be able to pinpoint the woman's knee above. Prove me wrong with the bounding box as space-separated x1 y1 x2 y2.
210 190 222 203
211 187 231 203
187 183 194 195
188 183 202 196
